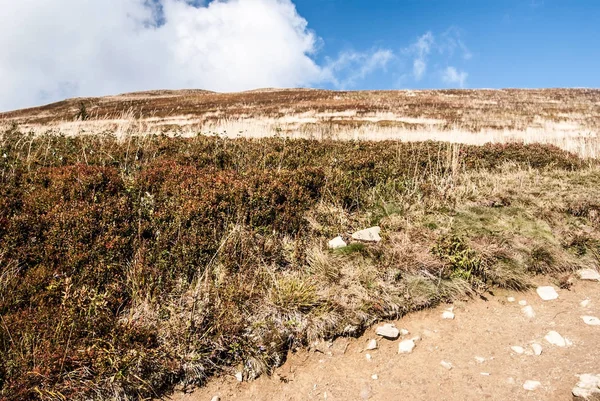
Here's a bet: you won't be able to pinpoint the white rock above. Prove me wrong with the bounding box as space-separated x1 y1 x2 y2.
536 286 559 301
519 300 528 306
398 339 416 354
475 356 486 364
442 311 455 320
522 305 536 319
211 397 221 401
545 331 568 347
531 343 543 356
366 339 378 350
328 236 347 249
235 372 243 382
507 377 516 385
440 360 453 370
511 346 525 354
399 329 410 336
578 269 600 281
351 226 381 242
480 372 491 376
371 374 378 380
581 299 591 308
572 373 600 398
523 380 542 391
365 353 372 361
376 323 399 339
507 296 516 302
582 316 600 326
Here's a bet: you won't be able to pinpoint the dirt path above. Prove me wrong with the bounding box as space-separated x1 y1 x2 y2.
170 278 600 401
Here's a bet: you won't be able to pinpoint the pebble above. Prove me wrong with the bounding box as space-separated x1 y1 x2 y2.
519 300 528 306
531 343 543 356
398 339 416 354
507 296 516 302
352 226 381 243
507 377 516 385
536 286 559 301
440 360 453 370
211 397 220 401
442 311 455 320
581 299 591 308
523 380 542 391
578 269 600 281
511 346 525 354
366 339 378 350
399 328 410 336
572 373 600 398
328 236 347 249
480 372 491 376
522 305 536 319
360 385 372 400
582 316 600 326
365 353 372 361
235 372 243 382
376 323 399 340
475 356 486 364
371 374 378 380
545 330 569 347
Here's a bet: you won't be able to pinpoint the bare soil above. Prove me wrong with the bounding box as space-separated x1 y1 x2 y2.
170 279 600 401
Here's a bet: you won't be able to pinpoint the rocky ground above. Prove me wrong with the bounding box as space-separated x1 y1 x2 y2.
170 272 600 401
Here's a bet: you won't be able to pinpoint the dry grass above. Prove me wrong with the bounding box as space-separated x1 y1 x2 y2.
2 88 599 158
0 101 599 400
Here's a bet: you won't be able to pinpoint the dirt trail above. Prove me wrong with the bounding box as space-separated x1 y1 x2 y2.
170 279 600 401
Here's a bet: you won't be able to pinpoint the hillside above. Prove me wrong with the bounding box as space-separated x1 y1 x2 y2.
1 88 599 157
0 89 599 400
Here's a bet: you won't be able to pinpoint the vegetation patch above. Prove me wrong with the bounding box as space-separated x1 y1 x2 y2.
0 127 598 400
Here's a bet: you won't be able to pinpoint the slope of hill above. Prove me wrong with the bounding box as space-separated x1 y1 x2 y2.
2 88 599 157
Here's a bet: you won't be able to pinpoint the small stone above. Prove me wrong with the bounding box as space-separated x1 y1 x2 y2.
545 330 568 347
352 226 381 243
328 236 347 249
235 372 243 382
582 316 600 326
475 356 486 364
511 346 525 355
572 373 600 398
399 329 410 336
371 374 378 380
578 269 600 281
211 397 221 401
519 300 528 306
365 353 372 361
398 339 416 354
376 323 399 339
480 372 491 376
581 299 591 308
360 385 372 400
531 343 543 356
507 377 516 385
522 305 536 319
440 360 453 370
366 339 378 350
537 286 559 301
507 296 516 302
523 380 542 391
442 311 455 320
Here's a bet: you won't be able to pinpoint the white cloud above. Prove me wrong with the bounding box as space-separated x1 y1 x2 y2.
325 49 394 89
403 32 434 80
0 0 389 111
442 66 468 88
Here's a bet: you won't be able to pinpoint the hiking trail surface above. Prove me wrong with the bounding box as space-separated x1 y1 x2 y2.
170 278 600 401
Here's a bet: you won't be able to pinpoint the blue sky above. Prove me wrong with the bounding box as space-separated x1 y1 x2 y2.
1 0 599 111
295 0 600 89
